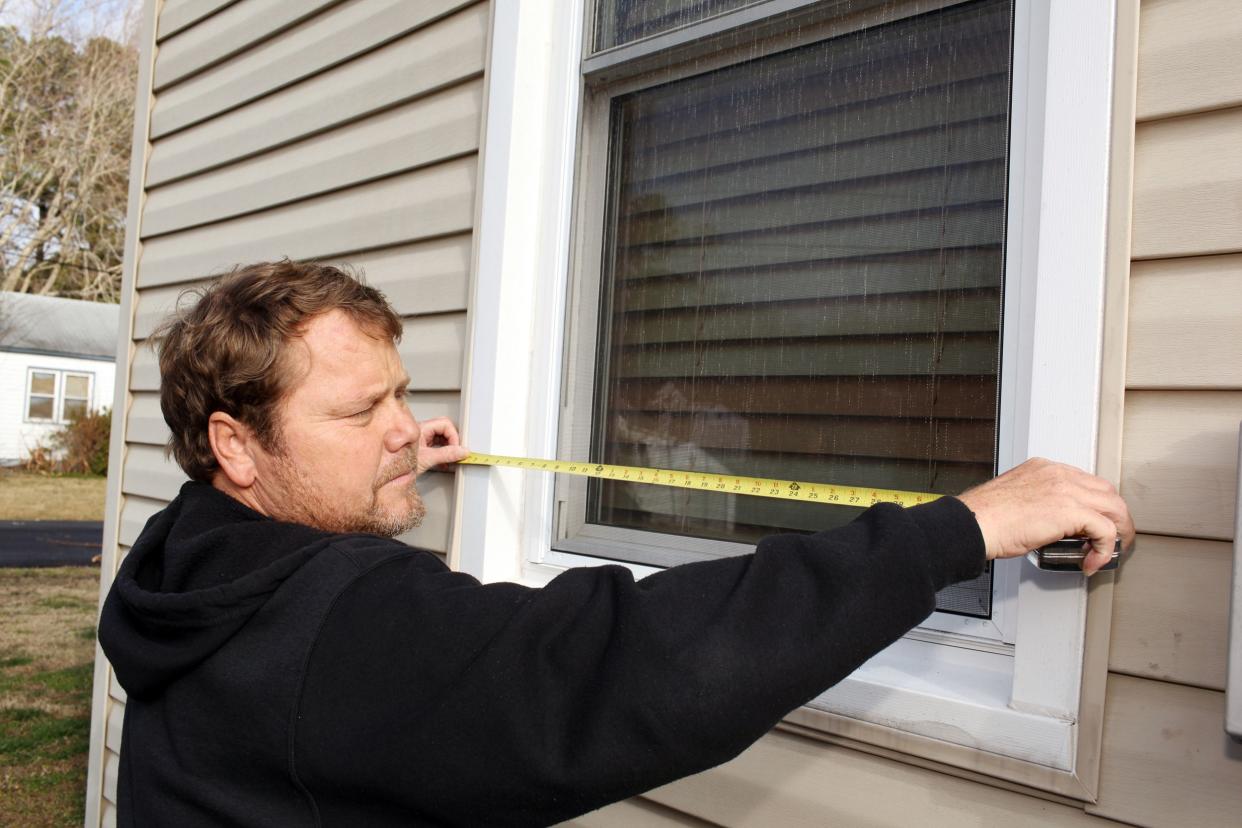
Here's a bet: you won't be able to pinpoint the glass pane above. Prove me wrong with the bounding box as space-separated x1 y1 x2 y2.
595 0 758 51
28 396 54 420
30 371 56 396
64 374 90 399
588 0 1013 617
62 398 88 421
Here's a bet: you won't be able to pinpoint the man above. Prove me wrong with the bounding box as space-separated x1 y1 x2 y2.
100 261 1133 827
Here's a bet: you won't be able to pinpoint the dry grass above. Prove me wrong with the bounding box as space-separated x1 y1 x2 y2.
0 470 107 521
0 567 100 827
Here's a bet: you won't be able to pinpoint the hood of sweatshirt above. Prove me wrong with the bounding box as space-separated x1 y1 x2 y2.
98 482 337 698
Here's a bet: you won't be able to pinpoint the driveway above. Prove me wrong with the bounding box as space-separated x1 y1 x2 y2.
0 520 103 567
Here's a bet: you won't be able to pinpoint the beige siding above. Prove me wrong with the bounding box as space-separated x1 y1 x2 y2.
152 0 343 91
1136 0 1242 120
1131 106 1242 259
150 0 474 138
146 5 486 187
641 730 1108 827
1089 675 1242 826
561 798 719 827
1121 391 1242 539
1091 0 1242 825
1109 534 1233 689
89 0 489 822
1127 254 1242 389
156 0 237 41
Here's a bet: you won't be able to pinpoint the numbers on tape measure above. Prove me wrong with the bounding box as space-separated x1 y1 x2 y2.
460 453 939 510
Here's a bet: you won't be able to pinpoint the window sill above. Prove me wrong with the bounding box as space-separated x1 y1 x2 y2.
809 636 1074 770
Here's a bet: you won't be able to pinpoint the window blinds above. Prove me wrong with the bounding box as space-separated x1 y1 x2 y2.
589 0 1012 616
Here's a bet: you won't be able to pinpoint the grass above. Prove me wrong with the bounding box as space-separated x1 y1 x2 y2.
0 567 100 827
0 470 107 521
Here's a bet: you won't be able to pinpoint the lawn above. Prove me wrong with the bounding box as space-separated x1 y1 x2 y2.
0 567 100 827
0 470 108 521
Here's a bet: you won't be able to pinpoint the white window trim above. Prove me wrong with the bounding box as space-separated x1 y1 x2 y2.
60 371 94 422
457 0 1116 790
26 368 61 423
25 368 95 423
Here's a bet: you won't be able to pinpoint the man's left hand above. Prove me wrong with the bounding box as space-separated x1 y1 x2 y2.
417 417 469 475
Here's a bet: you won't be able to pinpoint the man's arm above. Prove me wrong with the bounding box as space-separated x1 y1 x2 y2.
293 496 983 826
292 458 1131 826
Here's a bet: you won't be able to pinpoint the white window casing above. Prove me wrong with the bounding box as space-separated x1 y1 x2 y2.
25 368 96 423
457 0 1117 793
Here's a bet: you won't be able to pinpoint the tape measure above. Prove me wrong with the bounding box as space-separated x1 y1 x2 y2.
460 453 941 509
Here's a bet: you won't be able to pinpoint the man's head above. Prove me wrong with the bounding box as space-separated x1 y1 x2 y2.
155 261 427 536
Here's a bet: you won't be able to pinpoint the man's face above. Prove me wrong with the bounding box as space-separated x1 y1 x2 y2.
251 309 424 536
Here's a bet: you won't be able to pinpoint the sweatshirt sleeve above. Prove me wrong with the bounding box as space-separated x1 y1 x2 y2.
293 497 984 827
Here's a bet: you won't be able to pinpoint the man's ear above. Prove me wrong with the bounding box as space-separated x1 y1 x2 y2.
208 412 260 488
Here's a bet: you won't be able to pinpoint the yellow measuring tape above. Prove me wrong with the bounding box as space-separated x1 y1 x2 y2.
460 453 941 509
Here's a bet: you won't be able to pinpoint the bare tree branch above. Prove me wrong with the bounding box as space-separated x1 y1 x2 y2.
1 0 138 302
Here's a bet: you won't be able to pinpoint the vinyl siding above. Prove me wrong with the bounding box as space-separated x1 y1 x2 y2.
86 0 489 822
1088 0 1242 819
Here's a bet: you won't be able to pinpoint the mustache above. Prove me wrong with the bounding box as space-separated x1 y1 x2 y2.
377 449 419 487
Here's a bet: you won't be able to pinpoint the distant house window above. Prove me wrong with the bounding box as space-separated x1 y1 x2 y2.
27 371 57 421
62 373 92 421
25 369 94 423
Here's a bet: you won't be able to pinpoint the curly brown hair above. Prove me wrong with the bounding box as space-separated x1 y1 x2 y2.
152 260 403 482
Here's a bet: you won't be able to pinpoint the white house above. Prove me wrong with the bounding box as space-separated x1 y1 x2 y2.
0 291 118 465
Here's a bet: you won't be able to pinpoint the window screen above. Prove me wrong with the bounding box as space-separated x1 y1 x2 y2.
586 0 1012 617
595 0 760 50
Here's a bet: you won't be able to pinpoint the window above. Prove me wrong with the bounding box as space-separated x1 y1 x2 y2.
27 371 57 420
557 0 1011 629
25 369 94 423
462 0 1119 794
62 374 92 421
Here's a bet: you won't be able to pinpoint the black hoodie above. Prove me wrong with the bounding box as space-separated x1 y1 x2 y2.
99 481 984 827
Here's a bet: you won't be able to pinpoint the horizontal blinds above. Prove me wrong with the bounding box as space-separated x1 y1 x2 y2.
589 0 1011 614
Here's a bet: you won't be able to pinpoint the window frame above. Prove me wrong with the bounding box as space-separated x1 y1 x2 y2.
60 372 94 421
553 11 1021 640
457 0 1120 796
26 369 60 422
24 368 95 423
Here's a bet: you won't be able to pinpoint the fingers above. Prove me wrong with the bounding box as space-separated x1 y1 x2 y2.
420 443 470 470
1074 507 1118 574
959 458 1134 572
413 417 467 474
419 416 461 447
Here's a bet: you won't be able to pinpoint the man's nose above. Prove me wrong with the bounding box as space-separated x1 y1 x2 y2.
385 398 421 452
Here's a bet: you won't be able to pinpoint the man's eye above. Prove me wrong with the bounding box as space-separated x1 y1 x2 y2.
351 406 374 418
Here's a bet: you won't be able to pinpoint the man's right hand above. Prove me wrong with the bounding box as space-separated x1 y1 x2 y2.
958 458 1135 575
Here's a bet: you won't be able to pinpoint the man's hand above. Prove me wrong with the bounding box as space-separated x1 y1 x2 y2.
958 458 1135 575
416 417 469 475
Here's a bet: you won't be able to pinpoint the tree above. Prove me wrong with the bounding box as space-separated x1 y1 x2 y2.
0 0 138 302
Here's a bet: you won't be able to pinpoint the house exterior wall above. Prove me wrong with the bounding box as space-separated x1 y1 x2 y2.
0 351 116 465
87 1 1242 826
85 0 489 823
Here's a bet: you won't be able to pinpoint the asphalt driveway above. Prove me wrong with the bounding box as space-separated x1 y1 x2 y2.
0 520 103 567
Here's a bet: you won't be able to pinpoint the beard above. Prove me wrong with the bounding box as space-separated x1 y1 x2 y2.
266 447 426 537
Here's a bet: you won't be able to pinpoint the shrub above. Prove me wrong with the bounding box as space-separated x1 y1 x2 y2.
52 408 111 476
20 409 112 476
